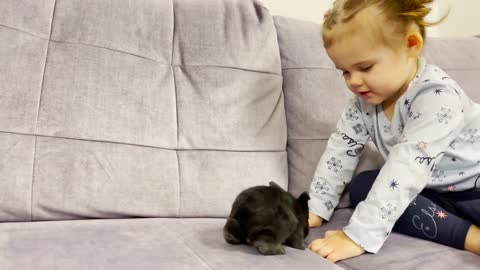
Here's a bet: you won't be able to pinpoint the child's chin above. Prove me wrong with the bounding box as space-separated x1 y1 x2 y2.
363 98 381 105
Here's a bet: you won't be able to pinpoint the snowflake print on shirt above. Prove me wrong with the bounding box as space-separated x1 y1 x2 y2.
464 129 480 144
409 111 422 119
352 123 366 135
326 157 343 173
436 107 453 124
432 169 446 183
324 201 334 211
384 124 392 134
345 108 360 121
314 177 330 194
380 203 397 222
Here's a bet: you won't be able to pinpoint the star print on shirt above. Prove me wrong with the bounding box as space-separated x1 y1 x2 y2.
436 211 447 219
434 88 443 95
389 179 399 189
447 185 456 191
404 99 411 109
416 141 427 151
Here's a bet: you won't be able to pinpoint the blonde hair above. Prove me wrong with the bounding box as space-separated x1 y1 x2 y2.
322 0 447 49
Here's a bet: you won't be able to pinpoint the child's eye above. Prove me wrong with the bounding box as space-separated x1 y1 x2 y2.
359 64 373 72
342 71 350 76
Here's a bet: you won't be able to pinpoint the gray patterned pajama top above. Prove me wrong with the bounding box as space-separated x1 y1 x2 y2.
308 57 480 253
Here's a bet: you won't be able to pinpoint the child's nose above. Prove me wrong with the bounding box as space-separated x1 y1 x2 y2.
349 72 363 87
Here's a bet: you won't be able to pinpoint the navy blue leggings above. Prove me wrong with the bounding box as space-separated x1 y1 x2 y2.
349 170 480 250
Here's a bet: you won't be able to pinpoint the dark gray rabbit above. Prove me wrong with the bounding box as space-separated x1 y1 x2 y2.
223 181 310 255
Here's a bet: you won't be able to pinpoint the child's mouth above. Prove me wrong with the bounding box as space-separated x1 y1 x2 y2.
359 91 371 97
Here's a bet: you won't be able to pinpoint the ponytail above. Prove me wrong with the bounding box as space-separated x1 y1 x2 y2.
322 0 448 47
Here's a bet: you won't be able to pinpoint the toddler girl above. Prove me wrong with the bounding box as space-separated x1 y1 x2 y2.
307 0 480 262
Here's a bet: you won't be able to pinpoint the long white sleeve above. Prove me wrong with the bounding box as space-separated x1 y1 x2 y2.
343 85 464 253
308 97 370 221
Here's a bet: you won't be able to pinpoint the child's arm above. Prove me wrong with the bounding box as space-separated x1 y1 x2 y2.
308 212 323 227
309 97 371 222
343 85 465 253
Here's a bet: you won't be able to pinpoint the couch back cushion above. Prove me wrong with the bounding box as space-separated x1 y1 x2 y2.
0 0 287 221
275 16 480 199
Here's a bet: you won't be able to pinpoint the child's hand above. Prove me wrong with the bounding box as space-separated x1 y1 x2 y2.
308 230 365 263
308 212 323 228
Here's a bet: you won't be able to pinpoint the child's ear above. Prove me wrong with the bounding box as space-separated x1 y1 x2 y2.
406 32 423 57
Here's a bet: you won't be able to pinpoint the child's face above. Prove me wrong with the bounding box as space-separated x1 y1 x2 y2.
326 32 417 107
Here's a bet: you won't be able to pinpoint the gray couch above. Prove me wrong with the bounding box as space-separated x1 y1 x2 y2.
1 0 479 269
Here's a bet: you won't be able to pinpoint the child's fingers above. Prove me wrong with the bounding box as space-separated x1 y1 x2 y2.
324 230 338 238
307 238 324 250
326 252 341 263
319 247 334 258
311 243 333 258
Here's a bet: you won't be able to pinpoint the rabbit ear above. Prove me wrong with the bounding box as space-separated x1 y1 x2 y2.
297 192 310 210
268 181 285 191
